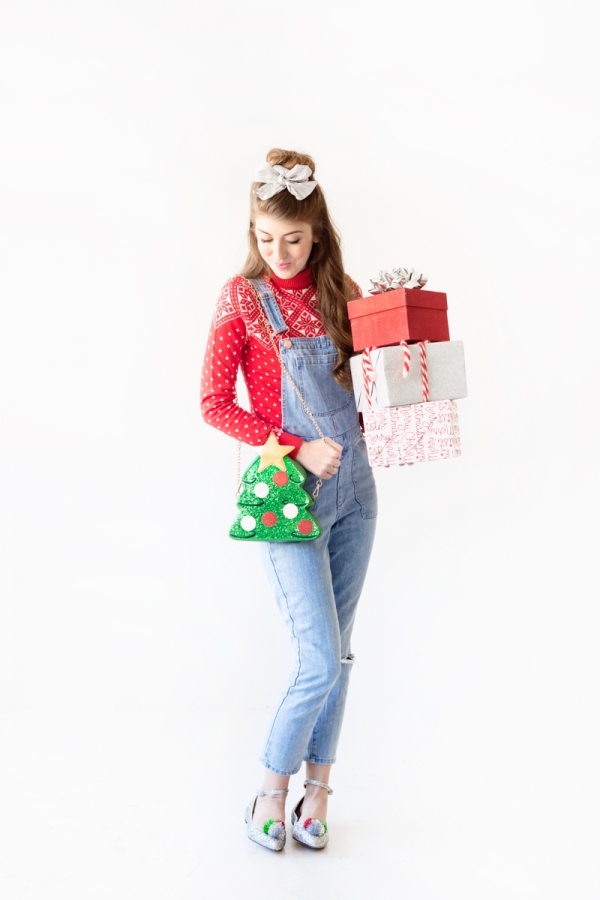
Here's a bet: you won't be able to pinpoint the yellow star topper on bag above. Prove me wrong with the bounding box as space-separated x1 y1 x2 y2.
257 433 295 473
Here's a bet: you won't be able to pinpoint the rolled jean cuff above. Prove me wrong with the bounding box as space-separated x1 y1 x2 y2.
260 758 302 777
303 755 336 765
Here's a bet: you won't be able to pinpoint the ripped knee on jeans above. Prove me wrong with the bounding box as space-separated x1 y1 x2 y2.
341 653 356 665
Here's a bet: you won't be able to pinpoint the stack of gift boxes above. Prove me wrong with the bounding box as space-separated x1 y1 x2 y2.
348 268 467 467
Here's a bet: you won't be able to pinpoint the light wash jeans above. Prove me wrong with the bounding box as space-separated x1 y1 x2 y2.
249 275 378 776
258 431 377 775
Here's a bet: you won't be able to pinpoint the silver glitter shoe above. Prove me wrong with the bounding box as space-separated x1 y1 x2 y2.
291 779 333 850
245 788 289 851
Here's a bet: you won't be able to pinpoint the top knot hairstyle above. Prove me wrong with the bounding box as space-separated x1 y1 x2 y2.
240 148 354 390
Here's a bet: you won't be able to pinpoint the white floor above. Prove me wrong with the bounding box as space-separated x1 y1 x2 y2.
2 696 596 900
1 504 597 900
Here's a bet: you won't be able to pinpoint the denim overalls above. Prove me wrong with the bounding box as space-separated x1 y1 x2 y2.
250 277 378 776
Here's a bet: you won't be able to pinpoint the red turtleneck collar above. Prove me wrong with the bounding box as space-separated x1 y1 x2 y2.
269 267 314 291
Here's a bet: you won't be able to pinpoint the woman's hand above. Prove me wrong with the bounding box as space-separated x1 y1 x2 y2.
295 438 343 479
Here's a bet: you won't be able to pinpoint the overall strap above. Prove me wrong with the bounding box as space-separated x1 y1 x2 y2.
249 277 287 335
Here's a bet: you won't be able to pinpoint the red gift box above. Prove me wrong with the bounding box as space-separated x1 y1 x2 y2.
348 288 450 351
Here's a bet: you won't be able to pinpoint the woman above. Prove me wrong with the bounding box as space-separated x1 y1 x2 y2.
201 148 377 850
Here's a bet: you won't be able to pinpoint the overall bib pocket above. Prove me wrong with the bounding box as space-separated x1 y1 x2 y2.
296 354 353 418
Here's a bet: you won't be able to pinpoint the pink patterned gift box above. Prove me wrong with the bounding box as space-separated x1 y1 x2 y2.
363 400 461 467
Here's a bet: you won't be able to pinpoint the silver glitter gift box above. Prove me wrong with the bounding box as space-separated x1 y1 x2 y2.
350 341 467 411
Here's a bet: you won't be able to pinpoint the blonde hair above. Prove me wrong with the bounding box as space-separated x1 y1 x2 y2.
240 148 354 390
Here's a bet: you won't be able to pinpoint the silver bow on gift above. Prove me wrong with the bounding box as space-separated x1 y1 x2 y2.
369 267 428 294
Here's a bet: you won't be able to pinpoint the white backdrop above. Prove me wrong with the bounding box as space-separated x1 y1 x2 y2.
1 2 598 898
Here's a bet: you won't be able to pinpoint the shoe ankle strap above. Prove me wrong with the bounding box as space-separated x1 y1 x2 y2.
257 788 289 797
304 779 334 795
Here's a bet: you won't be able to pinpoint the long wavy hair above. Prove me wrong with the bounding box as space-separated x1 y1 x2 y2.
240 148 354 390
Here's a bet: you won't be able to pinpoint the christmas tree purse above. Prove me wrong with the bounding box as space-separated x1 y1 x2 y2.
229 280 335 543
229 433 322 541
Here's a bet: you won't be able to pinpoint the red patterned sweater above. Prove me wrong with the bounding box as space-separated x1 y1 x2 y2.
201 267 362 457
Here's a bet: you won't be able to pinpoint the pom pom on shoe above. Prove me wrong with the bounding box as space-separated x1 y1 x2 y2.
263 819 286 840
303 818 327 837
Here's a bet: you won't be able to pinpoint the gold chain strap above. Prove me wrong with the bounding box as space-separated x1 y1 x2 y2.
235 280 334 500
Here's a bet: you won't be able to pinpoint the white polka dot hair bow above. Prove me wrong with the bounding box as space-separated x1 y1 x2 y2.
253 163 319 200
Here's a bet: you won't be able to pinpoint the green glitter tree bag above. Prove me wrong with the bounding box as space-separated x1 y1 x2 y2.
229 434 322 542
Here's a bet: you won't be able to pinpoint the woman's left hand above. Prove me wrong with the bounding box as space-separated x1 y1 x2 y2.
295 437 343 479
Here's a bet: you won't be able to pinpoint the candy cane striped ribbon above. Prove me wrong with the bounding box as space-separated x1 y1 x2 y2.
400 341 411 378
361 348 374 408
419 340 429 402
363 340 429 408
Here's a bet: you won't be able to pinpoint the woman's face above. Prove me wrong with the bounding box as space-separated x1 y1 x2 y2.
254 215 316 279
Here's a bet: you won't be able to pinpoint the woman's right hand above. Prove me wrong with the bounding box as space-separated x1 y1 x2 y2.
295 438 343 479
